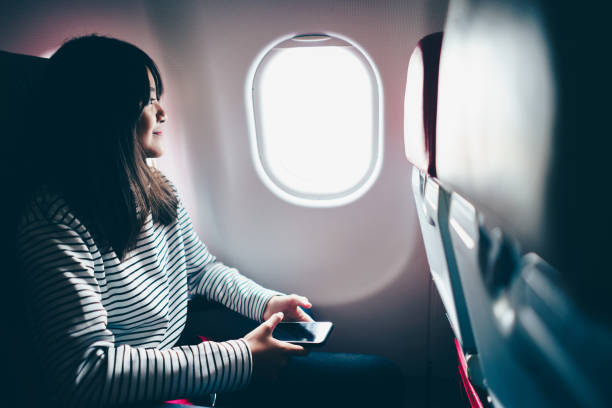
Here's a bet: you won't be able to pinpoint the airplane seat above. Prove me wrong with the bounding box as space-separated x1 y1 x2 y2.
435 0 612 406
0 50 49 407
404 31 484 406
1 50 48 205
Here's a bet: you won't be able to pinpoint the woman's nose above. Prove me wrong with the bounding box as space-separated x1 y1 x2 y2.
157 104 167 123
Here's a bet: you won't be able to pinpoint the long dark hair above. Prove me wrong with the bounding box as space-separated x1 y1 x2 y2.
39 35 177 260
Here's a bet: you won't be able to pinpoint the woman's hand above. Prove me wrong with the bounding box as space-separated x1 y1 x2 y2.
263 294 314 322
243 312 308 382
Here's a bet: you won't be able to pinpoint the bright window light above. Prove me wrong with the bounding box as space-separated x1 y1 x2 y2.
258 47 372 195
247 34 383 207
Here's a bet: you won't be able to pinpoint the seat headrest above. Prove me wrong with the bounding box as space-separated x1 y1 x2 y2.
1 50 48 134
0 50 47 102
404 32 443 177
1 50 48 221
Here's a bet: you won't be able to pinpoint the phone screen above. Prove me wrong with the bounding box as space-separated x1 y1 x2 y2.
272 322 333 345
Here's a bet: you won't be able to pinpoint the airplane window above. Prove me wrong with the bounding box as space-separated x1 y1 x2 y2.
247 34 383 207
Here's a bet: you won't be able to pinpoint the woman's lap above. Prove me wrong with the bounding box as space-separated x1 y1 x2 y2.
215 351 405 407
180 303 405 407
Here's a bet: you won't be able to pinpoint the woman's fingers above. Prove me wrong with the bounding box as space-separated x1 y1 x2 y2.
283 294 313 321
295 307 315 322
264 312 284 333
301 296 312 308
247 311 313 382
289 294 312 309
277 340 309 356
263 294 314 322
291 346 309 356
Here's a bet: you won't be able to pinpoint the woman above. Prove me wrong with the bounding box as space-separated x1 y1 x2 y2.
16 35 402 408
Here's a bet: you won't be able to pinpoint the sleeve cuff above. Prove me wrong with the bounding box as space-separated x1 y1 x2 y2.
238 338 253 389
255 290 285 322
196 339 253 394
232 338 253 392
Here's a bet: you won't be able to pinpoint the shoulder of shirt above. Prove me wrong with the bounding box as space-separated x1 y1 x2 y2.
155 169 177 192
18 171 184 235
154 168 184 206
18 185 84 232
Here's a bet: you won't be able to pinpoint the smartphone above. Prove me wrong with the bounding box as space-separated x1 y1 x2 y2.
272 321 334 346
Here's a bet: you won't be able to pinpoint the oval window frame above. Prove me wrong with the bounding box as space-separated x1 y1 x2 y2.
245 33 384 207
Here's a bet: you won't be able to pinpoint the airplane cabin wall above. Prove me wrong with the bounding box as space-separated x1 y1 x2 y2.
0 0 453 395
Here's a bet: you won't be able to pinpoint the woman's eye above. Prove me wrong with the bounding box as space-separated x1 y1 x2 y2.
149 98 157 104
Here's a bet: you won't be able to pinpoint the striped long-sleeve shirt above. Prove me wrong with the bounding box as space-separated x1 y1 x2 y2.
15 183 280 407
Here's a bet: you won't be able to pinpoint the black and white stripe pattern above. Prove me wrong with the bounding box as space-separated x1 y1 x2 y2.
16 184 279 407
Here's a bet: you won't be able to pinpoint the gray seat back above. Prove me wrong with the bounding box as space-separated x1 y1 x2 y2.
436 0 612 406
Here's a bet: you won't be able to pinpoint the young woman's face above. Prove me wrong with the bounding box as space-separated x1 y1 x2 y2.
136 68 166 158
